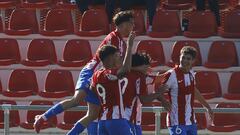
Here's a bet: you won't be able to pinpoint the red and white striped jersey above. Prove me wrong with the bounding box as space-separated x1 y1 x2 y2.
123 71 155 125
161 66 196 127
91 68 126 120
83 30 126 72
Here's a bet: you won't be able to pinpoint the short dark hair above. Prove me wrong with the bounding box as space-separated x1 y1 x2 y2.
180 46 197 59
98 45 119 62
113 11 133 26
132 53 150 67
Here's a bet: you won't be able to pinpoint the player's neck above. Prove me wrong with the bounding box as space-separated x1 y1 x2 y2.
103 62 115 69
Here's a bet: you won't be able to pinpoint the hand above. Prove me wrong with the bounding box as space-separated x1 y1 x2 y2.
155 84 169 94
127 31 136 47
33 115 45 133
160 98 171 112
207 108 214 123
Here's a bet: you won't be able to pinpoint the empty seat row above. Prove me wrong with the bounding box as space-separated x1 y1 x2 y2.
0 100 86 130
0 69 240 100
0 0 236 10
0 38 238 68
137 40 238 68
1 8 240 38
0 0 76 9
0 38 92 67
0 69 75 98
1 100 240 132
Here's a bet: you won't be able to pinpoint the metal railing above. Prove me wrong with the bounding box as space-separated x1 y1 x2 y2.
1 104 240 135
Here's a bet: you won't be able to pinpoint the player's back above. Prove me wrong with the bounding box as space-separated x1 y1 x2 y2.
92 68 125 120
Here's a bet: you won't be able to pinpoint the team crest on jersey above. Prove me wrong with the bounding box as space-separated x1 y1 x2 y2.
106 74 118 80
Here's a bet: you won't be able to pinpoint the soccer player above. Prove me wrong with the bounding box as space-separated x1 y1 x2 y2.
33 10 134 135
91 31 135 135
124 53 170 135
155 46 213 135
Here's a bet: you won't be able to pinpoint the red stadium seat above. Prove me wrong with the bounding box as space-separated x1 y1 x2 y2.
58 39 92 67
0 0 19 8
219 9 240 38
57 102 86 130
39 70 75 98
183 11 217 38
20 100 57 129
208 103 240 132
21 39 57 66
2 69 38 97
0 38 21 66
148 10 181 38
75 9 109 37
166 40 202 67
21 0 51 8
5 8 38 35
162 0 193 10
0 100 20 128
133 10 145 35
194 103 207 130
224 72 240 100
136 40 165 67
195 71 222 99
204 41 238 68
40 9 74 36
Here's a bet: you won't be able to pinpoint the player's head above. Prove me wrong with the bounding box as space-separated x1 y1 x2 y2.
113 11 134 37
179 46 197 70
98 45 122 68
131 52 151 74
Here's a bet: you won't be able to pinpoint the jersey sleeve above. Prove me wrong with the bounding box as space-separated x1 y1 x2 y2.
154 71 173 89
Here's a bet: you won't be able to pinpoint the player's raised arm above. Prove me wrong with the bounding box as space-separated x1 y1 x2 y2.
117 31 136 78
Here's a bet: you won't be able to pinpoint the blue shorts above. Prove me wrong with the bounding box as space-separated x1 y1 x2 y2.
98 119 134 135
87 121 98 135
75 67 100 105
168 123 197 135
129 122 142 135
134 125 142 135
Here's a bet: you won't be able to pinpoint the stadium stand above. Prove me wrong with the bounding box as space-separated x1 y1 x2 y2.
224 71 240 100
204 41 238 68
5 8 38 35
0 0 240 134
58 39 92 67
219 8 240 38
148 10 181 38
40 9 74 36
183 11 217 38
0 38 20 66
195 71 222 99
38 70 75 98
2 69 38 97
75 9 109 37
21 39 57 67
136 40 165 67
